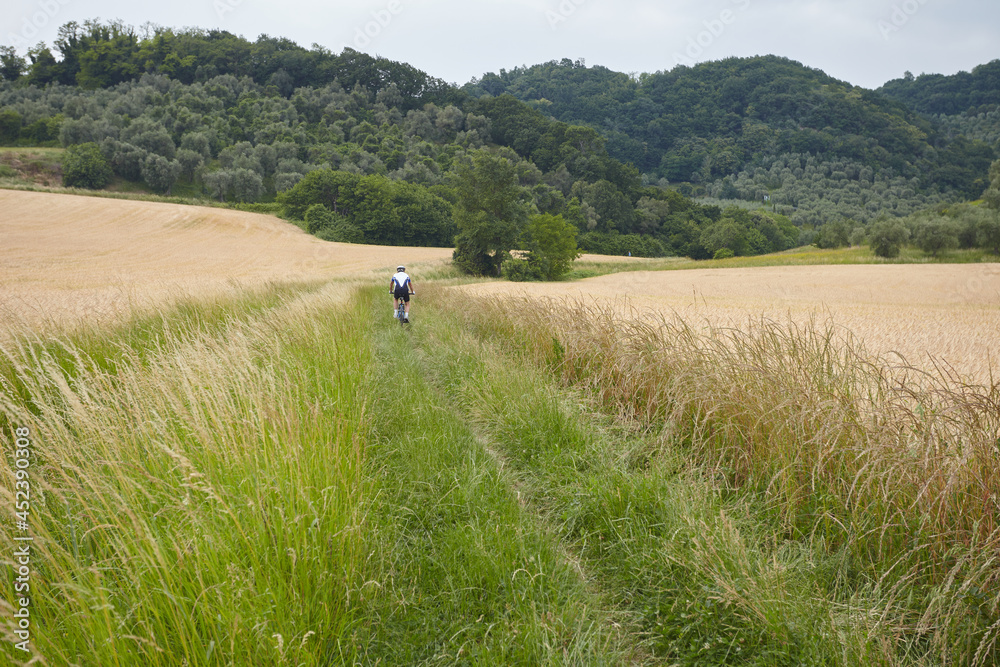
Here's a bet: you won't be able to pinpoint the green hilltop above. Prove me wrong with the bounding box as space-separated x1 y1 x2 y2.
464 57 999 223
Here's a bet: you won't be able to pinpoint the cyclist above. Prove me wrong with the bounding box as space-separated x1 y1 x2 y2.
390 265 414 322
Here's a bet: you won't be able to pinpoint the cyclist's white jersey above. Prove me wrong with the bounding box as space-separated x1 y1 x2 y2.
391 271 411 291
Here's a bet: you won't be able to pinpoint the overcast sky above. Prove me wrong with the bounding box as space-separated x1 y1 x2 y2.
3 0 998 89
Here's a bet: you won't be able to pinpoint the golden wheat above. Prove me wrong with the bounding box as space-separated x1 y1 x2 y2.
463 263 1000 384
0 190 454 331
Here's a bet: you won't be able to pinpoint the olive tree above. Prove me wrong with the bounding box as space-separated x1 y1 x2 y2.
141 154 180 194
868 219 910 258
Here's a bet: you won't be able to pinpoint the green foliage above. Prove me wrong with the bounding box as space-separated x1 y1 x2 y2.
15 19 461 107
140 153 181 194
500 257 537 282
695 207 798 258
879 60 1000 115
279 169 454 246
62 141 112 189
868 219 910 258
984 159 1000 210
1 23 745 257
848 225 867 247
912 216 961 257
452 150 528 275
0 45 27 82
0 108 21 144
577 231 667 257
815 218 851 249
466 56 997 204
977 210 1000 254
713 247 735 260
305 203 364 243
521 213 580 280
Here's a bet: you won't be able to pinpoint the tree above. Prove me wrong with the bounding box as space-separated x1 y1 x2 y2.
700 220 750 257
868 219 910 258
141 154 180 194
62 142 112 189
230 168 264 202
105 141 148 181
816 219 851 248
0 46 27 82
452 150 528 275
0 109 22 145
523 213 580 280
175 148 204 181
204 169 234 201
983 159 1000 210
913 218 960 257
848 226 867 247
978 211 1000 255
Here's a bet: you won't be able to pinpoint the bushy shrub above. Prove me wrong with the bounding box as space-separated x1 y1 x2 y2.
523 213 579 280
500 257 538 282
577 231 666 257
305 203 364 243
62 142 112 189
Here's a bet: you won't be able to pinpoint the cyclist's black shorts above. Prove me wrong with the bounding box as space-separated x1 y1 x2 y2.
393 287 410 302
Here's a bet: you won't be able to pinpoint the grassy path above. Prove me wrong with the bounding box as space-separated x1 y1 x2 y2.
355 284 863 665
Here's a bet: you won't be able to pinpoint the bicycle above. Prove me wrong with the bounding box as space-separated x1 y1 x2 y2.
394 293 412 326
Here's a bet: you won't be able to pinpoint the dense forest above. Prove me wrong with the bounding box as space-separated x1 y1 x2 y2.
1 20 999 263
464 56 999 226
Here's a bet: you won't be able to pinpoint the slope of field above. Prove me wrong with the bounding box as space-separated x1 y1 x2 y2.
463 264 1000 383
0 190 454 330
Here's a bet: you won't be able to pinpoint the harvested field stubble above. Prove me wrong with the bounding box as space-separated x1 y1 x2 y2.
444 289 1000 664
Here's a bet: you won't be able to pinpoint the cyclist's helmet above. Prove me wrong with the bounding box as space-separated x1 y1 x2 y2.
397 265 405 271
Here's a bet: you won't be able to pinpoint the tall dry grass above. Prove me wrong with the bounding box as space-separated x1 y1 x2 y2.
0 283 368 665
447 291 1000 664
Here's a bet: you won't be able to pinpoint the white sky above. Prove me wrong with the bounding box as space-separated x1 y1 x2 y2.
3 0 998 90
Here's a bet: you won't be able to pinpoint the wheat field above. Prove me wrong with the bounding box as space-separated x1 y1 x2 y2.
0 190 454 330
463 263 1000 384
4 189 998 381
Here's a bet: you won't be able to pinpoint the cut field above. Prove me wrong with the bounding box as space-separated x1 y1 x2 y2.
0 189 454 331
463 263 1000 384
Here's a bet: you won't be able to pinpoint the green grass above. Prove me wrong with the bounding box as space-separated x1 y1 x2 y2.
568 245 997 280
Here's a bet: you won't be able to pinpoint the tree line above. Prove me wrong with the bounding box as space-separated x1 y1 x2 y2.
0 20 460 107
